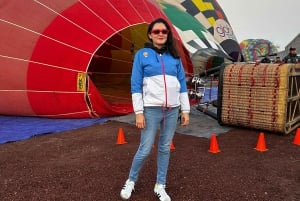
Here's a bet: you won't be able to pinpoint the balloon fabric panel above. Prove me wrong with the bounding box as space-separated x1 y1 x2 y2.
172 0 243 61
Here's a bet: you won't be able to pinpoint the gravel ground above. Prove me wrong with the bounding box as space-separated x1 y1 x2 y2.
0 120 299 201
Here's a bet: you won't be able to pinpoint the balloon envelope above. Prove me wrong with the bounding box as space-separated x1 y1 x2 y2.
159 1 230 74
240 39 278 62
159 0 244 62
0 0 192 118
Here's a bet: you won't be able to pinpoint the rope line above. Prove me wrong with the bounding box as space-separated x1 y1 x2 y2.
0 54 85 73
0 89 86 93
0 18 92 55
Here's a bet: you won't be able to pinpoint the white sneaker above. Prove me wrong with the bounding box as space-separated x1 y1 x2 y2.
154 183 171 201
120 179 135 200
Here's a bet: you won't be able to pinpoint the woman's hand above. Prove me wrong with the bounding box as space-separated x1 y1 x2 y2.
136 113 145 129
180 113 189 126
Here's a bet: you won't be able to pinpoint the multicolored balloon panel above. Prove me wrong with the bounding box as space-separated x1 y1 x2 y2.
158 1 227 73
160 0 243 61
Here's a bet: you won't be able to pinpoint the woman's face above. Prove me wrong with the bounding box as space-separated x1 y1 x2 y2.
149 22 169 49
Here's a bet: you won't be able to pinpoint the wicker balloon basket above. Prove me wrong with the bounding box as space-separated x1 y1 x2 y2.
217 63 300 134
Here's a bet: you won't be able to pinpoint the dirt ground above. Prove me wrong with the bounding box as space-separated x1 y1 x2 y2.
0 120 299 201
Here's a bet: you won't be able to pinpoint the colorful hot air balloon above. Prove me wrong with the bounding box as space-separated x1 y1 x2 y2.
0 0 192 118
240 39 278 62
159 0 244 62
158 1 230 75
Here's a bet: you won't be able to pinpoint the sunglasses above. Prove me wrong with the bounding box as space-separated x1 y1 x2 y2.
150 29 169 35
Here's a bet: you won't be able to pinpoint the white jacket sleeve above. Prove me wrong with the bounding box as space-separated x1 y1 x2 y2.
132 93 144 114
180 92 190 113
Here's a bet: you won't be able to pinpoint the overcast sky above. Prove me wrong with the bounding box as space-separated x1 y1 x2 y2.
217 0 300 51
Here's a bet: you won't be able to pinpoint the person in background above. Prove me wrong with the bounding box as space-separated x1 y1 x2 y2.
283 47 300 63
260 54 271 63
120 18 190 201
274 56 282 63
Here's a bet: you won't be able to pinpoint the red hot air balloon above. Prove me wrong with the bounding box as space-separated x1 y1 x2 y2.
0 0 193 118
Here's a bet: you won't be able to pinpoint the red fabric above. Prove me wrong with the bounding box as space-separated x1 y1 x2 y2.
1 0 192 118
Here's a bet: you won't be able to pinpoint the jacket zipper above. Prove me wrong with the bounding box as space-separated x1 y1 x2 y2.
160 54 168 108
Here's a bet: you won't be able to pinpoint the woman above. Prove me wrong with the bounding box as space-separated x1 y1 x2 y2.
120 18 190 201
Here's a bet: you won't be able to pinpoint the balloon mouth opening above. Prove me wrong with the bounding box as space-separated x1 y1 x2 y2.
88 24 149 106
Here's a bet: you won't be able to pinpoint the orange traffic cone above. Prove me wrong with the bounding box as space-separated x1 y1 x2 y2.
254 132 268 151
293 128 300 146
208 134 220 153
116 128 127 145
170 140 175 150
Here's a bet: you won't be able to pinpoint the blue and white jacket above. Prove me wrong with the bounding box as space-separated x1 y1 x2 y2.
131 46 190 114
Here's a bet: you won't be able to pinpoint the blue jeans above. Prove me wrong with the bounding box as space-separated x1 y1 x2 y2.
128 106 179 185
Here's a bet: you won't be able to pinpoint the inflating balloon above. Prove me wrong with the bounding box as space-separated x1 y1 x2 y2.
0 0 192 118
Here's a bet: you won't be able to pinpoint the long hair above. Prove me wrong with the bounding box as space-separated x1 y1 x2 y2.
147 18 179 58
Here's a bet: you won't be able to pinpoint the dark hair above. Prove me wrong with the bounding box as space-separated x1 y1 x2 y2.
147 18 179 58
290 47 296 51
